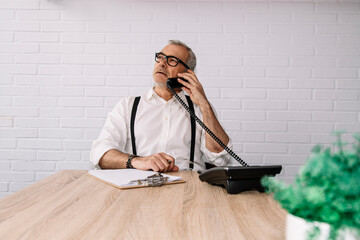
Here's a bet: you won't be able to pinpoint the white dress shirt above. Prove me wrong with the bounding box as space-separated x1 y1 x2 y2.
90 87 232 172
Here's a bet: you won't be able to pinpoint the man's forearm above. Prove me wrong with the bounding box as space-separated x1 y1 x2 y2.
98 149 179 172
99 149 128 169
200 103 229 153
176 70 230 153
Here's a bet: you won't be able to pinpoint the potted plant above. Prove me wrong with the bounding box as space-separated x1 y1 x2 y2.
262 132 360 240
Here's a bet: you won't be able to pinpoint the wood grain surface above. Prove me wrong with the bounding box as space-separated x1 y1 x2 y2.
0 170 286 240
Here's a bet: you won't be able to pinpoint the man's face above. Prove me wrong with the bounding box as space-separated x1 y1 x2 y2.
152 44 189 87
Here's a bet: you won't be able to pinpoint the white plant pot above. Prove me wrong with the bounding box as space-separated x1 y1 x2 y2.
286 213 359 240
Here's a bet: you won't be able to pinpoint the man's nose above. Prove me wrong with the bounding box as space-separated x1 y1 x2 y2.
157 57 168 67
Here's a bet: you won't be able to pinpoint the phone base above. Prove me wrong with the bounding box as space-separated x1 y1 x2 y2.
212 179 266 194
199 165 282 194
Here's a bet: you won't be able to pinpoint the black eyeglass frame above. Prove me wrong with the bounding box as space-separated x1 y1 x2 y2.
155 52 190 70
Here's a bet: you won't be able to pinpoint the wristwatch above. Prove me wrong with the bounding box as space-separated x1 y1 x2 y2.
126 154 137 169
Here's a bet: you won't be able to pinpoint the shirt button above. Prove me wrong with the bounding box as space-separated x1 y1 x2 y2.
165 117 168 120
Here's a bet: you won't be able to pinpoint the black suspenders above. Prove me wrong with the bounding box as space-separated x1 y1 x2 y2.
185 95 195 170
130 96 196 170
130 96 141 156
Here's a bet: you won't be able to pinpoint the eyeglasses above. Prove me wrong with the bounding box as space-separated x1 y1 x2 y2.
155 52 190 69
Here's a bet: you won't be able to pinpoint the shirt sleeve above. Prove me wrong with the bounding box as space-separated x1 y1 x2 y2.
90 97 130 169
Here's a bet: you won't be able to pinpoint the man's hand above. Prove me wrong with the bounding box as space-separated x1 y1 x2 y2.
132 152 179 172
177 70 210 109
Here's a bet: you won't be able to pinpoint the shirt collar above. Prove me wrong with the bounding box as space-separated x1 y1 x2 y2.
146 87 187 103
145 87 157 100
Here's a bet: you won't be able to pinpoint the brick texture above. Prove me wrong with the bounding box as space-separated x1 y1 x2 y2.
0 0 359 197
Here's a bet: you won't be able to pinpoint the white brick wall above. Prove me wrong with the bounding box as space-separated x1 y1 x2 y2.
0 0 359 198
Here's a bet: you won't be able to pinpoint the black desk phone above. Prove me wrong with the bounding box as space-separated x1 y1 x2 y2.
167 78 282 194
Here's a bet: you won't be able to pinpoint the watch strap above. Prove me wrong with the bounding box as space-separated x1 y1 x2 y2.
126 154 137 169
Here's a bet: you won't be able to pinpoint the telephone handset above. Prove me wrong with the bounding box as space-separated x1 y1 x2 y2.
167 78 282 194
166 77 188 89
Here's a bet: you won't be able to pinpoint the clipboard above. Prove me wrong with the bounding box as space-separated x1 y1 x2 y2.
87 169 185 190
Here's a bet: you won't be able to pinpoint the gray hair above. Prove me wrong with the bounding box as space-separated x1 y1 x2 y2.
168 40 197 71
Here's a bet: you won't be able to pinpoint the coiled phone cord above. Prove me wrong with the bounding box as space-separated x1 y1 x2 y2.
168 86 249 167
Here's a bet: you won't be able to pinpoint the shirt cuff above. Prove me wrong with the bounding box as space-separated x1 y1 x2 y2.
203 138 233 166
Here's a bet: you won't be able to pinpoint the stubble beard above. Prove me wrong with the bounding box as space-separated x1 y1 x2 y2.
153 73 168 88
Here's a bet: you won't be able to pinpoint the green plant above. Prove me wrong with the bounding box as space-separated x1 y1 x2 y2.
262 132 360 240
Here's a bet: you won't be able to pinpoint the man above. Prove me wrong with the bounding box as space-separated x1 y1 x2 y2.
90 40 232 172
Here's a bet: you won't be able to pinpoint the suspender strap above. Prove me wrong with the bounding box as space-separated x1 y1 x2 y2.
130 95 196 170
186 95 196 170
130 96 141 155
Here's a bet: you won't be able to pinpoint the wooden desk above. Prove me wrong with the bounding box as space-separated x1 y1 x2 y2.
0 170 286 240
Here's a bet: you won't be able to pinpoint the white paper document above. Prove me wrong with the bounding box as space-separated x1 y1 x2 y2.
88 169 182 188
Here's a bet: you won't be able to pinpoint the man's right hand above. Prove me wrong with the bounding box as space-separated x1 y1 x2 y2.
132 152 179 172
